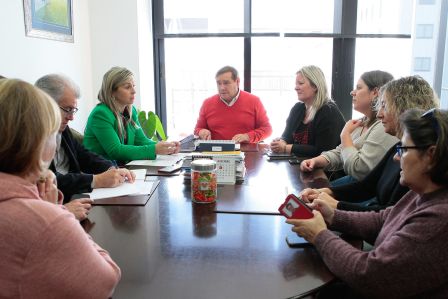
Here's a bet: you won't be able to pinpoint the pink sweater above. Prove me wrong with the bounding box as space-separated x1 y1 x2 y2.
0 172 121 299
194 90 272 142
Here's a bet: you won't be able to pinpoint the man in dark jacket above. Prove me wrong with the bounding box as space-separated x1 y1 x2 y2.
35 74 134 219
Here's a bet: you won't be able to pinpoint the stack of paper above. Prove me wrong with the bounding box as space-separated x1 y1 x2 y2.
86 169 155 200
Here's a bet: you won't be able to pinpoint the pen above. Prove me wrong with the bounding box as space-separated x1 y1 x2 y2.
111 160 119 169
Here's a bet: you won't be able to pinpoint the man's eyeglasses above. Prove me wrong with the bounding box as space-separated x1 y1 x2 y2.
395 145 429 157
59 106 79 115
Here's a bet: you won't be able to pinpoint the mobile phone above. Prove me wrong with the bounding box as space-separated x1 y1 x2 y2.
285 231 311 247
288 158 303 165
278 194 314 219
158 164 182 173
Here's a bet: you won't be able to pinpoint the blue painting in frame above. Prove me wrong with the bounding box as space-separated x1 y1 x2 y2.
23 0 74 42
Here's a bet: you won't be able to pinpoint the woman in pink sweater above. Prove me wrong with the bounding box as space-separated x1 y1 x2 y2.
0 79 121 299
287 108 448 298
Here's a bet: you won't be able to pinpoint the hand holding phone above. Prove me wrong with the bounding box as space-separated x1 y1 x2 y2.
278 194 314 219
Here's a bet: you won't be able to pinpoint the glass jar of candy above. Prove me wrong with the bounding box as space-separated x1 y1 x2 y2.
191 159 217 203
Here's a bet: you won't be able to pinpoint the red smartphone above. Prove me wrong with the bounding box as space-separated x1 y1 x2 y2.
278 194 314 219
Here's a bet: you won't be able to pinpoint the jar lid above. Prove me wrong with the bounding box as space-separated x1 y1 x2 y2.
191 159 216 171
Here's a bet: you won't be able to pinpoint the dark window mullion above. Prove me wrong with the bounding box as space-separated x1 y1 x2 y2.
331 0 357 120
152 0 167 131
244 0 252 92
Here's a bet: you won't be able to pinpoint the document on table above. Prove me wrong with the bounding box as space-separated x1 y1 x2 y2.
126 153 188 167
87 180 156 200
130 168 147 180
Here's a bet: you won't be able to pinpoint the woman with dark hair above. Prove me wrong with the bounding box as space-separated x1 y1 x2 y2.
287 108 448 298
301 76 438 211
300 70 396 184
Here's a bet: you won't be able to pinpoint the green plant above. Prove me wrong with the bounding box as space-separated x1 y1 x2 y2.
138 110 167 141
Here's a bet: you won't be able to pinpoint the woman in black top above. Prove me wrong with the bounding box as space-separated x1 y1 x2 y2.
270 65 345 157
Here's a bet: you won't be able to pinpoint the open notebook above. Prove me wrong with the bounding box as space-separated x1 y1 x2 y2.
85 169 159 205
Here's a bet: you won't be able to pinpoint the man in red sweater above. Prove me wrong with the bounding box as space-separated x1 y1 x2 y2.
194 66 272 143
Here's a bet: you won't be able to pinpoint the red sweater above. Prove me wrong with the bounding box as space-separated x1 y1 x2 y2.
194 90 272 142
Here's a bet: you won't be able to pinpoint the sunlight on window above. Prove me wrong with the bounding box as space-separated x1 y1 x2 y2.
164 38 243 137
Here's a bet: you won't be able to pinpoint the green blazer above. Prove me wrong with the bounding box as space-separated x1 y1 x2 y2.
83 103 156 162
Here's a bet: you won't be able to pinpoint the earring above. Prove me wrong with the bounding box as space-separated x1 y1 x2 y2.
370 97 379 111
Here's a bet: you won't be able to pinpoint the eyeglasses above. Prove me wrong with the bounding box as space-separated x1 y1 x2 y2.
395 144 429 157
421 108 440 139
59 106 79 115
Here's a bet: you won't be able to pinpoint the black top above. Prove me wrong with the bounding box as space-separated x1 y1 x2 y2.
49 127 113 202
333 143 410 211
281 101 345 157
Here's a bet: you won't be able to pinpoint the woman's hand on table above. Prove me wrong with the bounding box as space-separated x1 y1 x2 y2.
156 141 181 155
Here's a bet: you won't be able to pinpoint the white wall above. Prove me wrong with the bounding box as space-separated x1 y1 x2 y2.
0 0 93 132
0 0 155 132
88 0 155 115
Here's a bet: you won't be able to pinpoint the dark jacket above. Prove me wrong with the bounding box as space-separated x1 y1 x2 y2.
50 127 113 202
333 143 410 211
281 101 345 157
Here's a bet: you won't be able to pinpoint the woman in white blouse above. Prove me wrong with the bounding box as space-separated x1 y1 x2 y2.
300 70 398 186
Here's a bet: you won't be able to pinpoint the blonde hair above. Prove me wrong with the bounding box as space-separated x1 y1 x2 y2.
0 79 61 176
98 66 136 140
297 65 331 121
379 76 438 138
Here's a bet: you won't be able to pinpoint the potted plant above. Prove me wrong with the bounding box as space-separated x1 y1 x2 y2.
137 110 167 141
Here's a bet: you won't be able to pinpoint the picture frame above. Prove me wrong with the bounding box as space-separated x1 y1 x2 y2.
23 0 74 43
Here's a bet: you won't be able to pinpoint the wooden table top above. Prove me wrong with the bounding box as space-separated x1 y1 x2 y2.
85 144 334 299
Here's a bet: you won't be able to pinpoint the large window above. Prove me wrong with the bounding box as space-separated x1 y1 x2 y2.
251 0 334 33
251 37 333 136
164 38 243 135
416 24 434 39
164 0 244 34
153 0 447 138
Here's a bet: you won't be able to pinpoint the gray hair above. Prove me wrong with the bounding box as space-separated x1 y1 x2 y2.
216 66 239 80
379 75 438 138
35 74 80 103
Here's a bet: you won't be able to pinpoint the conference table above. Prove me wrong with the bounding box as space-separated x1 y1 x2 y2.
85 144 338 299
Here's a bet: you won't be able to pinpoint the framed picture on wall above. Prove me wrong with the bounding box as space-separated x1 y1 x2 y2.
23 0 74 43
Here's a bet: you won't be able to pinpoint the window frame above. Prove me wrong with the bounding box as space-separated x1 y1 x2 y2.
152 0 448 132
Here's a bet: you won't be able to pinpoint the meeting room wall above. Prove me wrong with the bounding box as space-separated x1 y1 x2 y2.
89 0 155 121
0 0 155 133
0 0 93 132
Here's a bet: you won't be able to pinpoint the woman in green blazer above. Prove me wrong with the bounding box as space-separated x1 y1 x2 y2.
83 67 179 164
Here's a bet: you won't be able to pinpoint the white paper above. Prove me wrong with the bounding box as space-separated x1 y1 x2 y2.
130 169 147 180
87 180 155 200
126 153 187 167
